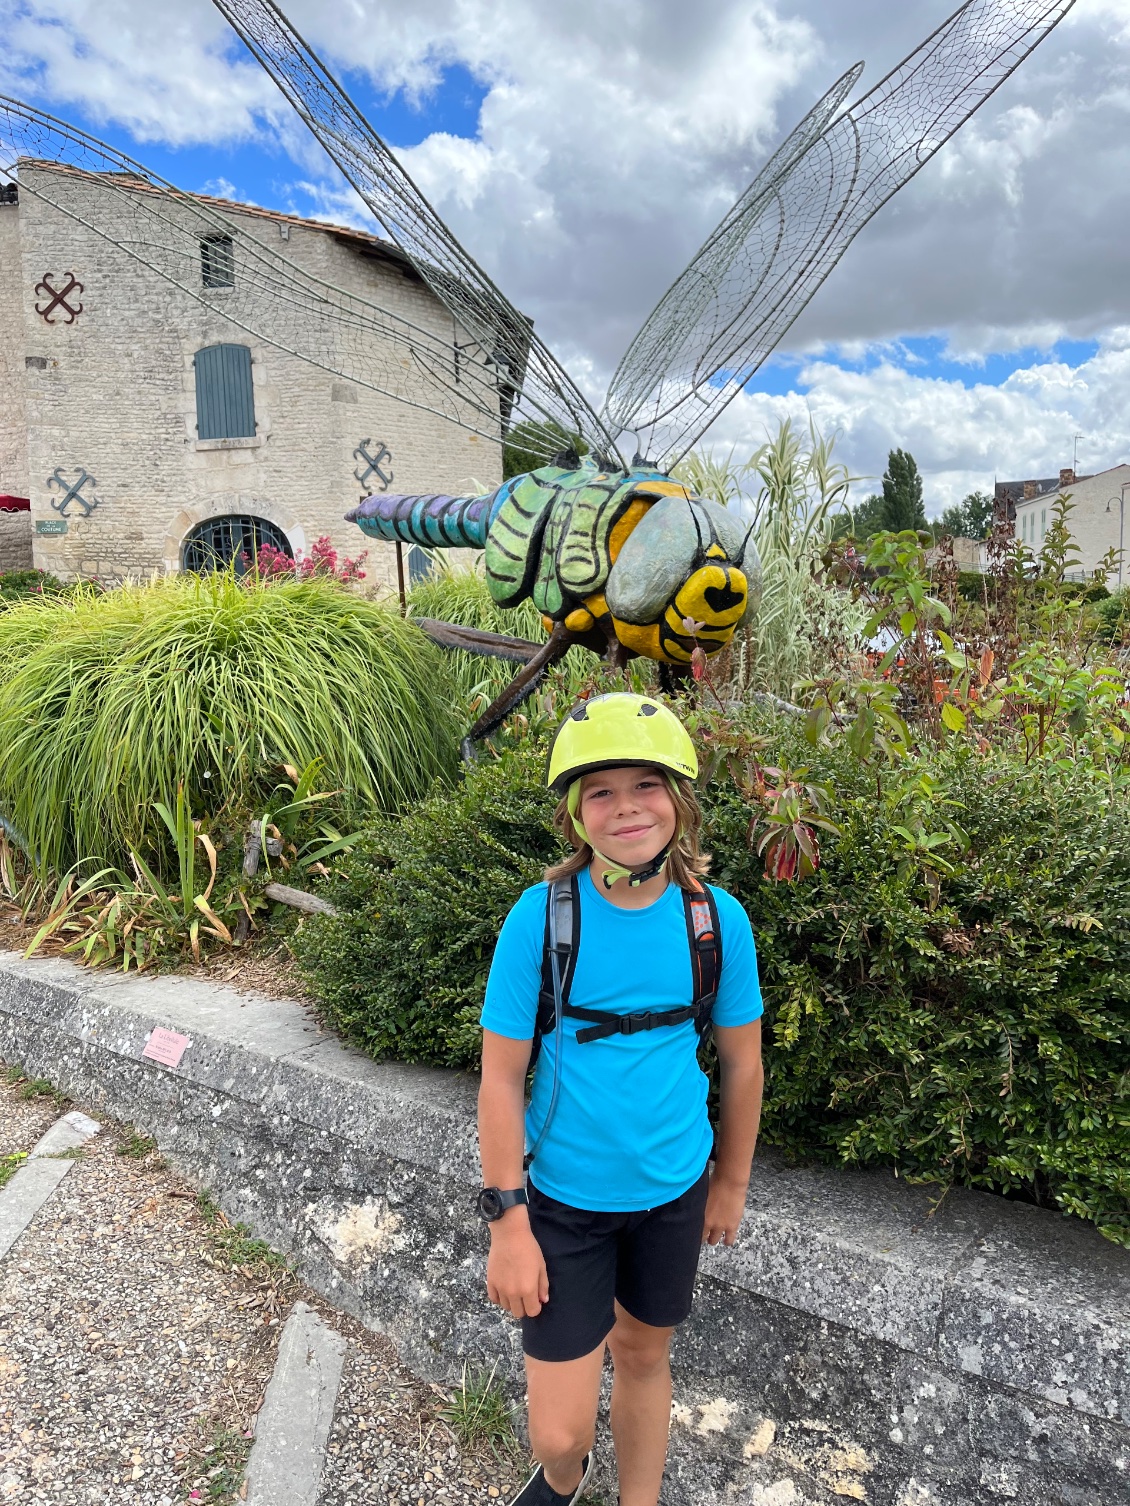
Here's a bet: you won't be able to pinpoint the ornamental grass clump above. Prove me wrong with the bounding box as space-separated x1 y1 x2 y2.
0 572 458 874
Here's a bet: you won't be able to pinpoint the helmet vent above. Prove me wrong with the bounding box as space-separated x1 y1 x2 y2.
639 704 657 716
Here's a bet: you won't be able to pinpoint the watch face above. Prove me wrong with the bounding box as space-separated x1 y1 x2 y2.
477 1187 504 1222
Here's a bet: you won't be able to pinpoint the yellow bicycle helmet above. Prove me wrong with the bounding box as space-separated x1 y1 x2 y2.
546 692 698 794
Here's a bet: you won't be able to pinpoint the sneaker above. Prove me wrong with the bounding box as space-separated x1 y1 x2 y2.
509 1451 594 1504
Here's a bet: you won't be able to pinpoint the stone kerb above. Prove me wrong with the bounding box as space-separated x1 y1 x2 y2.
0 949 1126 1503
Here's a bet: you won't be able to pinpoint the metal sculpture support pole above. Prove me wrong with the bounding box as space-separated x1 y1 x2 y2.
395 541 406 614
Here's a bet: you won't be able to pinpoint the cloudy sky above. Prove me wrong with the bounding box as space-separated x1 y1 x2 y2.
3 0 1130 511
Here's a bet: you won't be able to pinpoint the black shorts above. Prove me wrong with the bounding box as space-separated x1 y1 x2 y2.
521 1165 710 1363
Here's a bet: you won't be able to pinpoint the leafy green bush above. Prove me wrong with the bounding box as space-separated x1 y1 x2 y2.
292 749 560 1066
295 727 1129 1243
0 573 458 874
0 568 66 606
1094 586 1130 644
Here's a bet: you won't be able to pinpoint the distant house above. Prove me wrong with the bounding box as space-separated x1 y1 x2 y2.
994 465 1130 584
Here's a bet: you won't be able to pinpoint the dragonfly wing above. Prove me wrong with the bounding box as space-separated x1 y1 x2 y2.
208 0 616 465
603 0 1078 468
1 96 535 450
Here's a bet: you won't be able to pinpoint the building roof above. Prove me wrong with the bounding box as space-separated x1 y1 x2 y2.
14 159 419 280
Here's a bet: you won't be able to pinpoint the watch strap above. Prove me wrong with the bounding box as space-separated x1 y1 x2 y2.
495 1187 527 1212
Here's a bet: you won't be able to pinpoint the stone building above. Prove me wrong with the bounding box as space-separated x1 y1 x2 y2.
995 464 1130 584
0 165 501 589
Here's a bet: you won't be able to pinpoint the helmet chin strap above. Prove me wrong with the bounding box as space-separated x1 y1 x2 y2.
566 776 680 891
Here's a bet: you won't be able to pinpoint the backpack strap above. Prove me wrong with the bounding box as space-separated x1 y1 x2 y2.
534 879 724 1048
562 1000 697 1044
530 875 579 1067
684 884 723 1039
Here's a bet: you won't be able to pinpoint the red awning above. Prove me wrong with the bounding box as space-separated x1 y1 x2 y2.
0 496 30 513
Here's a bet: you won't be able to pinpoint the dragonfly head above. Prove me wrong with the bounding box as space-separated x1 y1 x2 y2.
605 490 762 665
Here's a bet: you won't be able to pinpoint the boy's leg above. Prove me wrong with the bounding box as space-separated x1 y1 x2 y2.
606 1304 674 1506
525 1344 605 1495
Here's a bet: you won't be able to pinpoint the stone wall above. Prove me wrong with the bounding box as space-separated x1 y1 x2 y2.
0 513 33 573
10 167 501 590
0 201 29 503
1 951 1126 1506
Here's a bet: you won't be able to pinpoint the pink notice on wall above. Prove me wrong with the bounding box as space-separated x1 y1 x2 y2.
141 1027 191 1069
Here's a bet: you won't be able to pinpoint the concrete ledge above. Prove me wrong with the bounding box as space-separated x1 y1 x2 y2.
1 949 1127 1504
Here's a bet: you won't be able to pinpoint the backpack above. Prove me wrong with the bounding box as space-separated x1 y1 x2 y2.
530 874 723 1063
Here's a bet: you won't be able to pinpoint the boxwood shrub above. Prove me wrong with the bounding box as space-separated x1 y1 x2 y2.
294 735 1130 1242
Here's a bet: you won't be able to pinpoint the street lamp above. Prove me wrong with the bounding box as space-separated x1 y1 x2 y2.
1106 483 1129 587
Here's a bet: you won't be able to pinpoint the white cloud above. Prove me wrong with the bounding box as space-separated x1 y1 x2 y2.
3 0 1130 500
708 331 1130 512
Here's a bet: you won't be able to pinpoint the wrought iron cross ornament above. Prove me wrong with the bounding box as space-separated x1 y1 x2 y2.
34 273 84 324
353 439 393 492
47 466 100 518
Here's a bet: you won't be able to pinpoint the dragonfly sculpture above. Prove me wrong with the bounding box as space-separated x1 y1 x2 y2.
1 0 1077 744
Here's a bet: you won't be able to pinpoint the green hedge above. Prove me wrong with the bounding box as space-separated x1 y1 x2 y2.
293 750 559 1067
294 735 1130 1243
0 568 66 607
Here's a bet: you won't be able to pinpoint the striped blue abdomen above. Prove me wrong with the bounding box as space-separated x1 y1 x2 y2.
346 483 516 550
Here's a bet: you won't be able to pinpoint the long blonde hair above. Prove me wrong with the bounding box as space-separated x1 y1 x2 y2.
544 771 711 892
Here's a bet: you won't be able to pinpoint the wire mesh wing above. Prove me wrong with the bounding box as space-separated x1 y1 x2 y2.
0 95 549 451
604 0 1078 469
208 0 617 465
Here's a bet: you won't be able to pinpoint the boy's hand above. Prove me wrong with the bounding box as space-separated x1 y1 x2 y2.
486 1212 550 1318
702 1170 748 1247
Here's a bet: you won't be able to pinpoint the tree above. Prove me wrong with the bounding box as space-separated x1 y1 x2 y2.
881 448 927 532
502 419 589 479
938 489 993 540
835 492 887 539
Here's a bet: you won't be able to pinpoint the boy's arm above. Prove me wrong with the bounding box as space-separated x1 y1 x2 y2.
703 1019 763 1247
478 1029 550 1318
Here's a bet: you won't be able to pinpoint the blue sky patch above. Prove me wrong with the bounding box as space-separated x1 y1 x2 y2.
10 56 485 223
741 334 1101 396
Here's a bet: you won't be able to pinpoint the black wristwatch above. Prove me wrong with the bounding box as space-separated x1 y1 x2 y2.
476 1186 528 1223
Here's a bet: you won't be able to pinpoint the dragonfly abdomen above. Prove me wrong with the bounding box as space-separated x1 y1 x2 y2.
346 489 505 550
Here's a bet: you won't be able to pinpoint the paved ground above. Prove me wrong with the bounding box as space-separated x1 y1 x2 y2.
0 1061 534 1506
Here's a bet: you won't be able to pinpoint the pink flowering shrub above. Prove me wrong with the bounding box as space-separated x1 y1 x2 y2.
241 535 367 585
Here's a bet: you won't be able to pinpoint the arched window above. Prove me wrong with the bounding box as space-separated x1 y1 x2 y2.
181 515 292 575
194 343 256 440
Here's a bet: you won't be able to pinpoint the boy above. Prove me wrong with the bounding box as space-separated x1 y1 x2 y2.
477 692 764 1506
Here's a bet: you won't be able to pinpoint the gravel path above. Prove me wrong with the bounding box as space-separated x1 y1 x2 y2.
316 1328 524 1505
0 1062 534 1505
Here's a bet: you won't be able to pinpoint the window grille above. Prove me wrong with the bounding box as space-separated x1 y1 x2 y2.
194 343 256 440
181 515 292 575
201 234 235 288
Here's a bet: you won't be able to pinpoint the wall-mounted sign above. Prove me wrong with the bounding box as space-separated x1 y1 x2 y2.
47 466 101 518
36 519 68 535
34 273 84 325
353 439 393 492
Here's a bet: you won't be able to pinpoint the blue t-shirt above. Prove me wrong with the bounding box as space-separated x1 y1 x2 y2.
480 867 763 1212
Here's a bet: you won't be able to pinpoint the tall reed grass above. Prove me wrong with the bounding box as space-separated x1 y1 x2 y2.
0 573 457 875
675 419 866 699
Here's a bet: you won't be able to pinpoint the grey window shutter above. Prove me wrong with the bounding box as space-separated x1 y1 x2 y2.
194 343 256 440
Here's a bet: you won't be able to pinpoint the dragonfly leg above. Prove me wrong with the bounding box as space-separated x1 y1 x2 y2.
461 622 575 754
658 662 692 696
